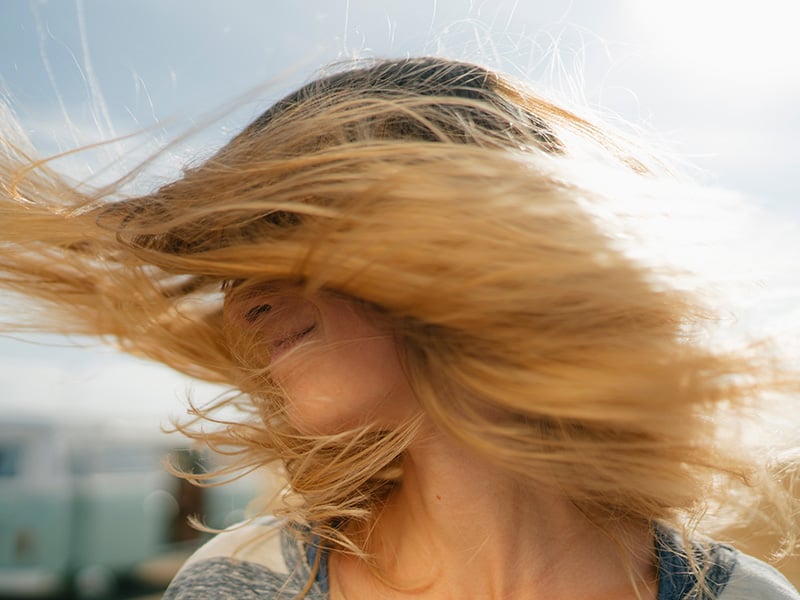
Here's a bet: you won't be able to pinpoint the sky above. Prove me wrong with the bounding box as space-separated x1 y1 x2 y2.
1 0 798 429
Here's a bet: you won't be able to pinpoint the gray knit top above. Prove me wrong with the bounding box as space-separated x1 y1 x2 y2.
164 519 799 599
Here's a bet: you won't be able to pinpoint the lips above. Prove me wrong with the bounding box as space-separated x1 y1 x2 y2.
268 323 317 362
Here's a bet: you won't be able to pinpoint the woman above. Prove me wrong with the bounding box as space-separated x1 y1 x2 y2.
1 57 798 599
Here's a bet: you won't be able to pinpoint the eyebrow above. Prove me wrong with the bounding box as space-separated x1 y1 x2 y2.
221 279 245 292
222 279 302 295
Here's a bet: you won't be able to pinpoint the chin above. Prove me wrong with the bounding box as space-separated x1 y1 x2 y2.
282 385 416 437
284 396 366 435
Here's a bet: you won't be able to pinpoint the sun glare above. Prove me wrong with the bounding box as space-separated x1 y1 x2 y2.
625 0 799 91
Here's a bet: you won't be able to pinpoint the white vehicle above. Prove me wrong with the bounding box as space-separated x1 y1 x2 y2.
0 417 262 598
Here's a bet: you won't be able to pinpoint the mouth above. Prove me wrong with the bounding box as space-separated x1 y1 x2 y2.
269 323 317 361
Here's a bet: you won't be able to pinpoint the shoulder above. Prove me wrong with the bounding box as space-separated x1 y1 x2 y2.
655 526 798 600
719 552 799 600
177 516 287 572
162 517 326 600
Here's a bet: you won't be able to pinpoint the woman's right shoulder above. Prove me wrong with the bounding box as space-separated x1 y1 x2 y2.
162 516 322 599
177 516 288 573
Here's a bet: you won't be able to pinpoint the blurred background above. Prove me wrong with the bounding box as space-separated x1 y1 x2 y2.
1 0 798 597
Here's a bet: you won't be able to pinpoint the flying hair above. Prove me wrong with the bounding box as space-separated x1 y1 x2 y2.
1 57 798 596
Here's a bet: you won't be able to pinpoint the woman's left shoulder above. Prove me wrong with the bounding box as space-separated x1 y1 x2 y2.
719 552 799 600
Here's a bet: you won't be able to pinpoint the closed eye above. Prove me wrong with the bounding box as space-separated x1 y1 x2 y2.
245 304 272 322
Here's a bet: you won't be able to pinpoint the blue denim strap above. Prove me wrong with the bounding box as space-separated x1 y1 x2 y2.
656 526 738 600
305 535 330 595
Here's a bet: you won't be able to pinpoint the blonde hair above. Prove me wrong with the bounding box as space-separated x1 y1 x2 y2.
1 57 798 587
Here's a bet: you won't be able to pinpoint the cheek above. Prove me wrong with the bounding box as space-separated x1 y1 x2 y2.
273 333 417 433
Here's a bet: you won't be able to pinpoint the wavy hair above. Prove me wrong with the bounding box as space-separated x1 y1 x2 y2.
1 57 798 588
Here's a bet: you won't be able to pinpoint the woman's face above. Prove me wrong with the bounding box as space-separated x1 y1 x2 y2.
223 281 417 433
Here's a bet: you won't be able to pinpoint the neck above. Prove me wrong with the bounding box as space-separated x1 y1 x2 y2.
332 422 657 600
